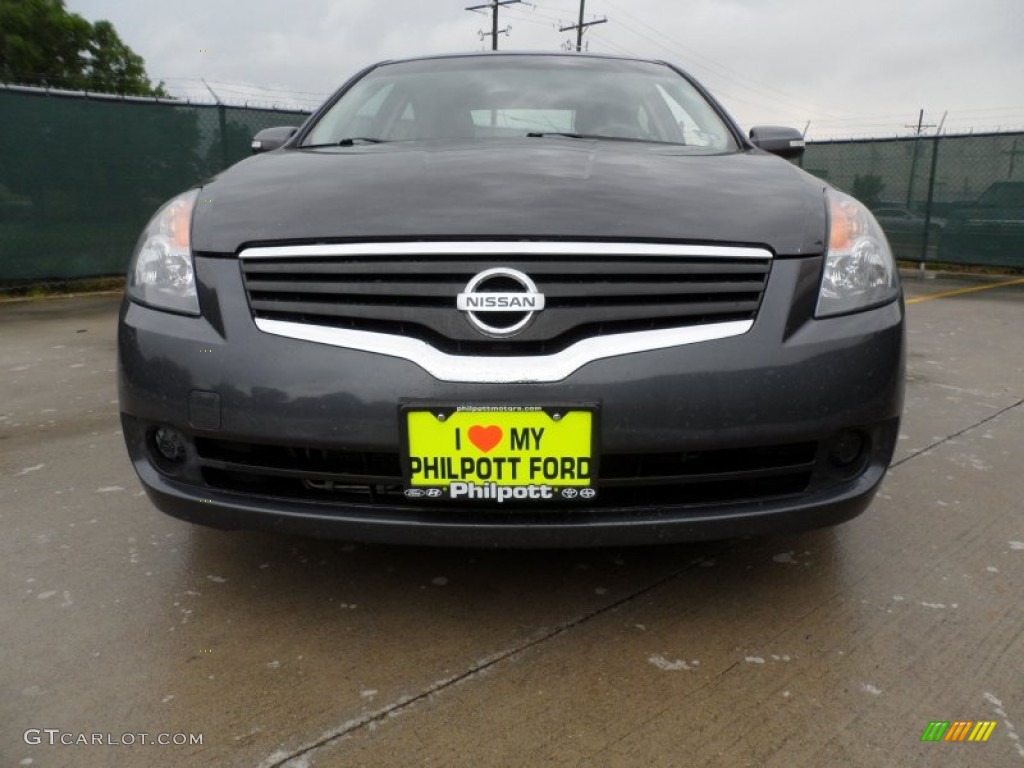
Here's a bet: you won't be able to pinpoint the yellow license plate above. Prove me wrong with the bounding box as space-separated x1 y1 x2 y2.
402 405 597 502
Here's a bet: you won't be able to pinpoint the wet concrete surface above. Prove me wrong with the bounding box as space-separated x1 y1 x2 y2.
2 276 1023 767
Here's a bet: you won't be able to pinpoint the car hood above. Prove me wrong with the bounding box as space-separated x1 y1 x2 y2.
191 141 828 256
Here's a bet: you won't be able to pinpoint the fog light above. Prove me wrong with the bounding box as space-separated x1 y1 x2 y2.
828 430 865 468
154 426 187 462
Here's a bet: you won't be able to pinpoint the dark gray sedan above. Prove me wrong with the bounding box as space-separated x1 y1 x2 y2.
118 52 904 547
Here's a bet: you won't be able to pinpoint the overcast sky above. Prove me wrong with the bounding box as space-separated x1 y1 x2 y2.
66 0 1024 140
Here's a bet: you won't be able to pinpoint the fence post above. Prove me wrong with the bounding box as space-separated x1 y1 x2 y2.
918 136 941 273
906 135 922 208
217 104 229 170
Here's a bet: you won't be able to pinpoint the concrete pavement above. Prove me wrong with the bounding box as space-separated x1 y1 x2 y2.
2 275 1023 767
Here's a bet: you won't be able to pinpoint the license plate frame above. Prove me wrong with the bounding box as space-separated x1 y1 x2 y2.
399 403 599 502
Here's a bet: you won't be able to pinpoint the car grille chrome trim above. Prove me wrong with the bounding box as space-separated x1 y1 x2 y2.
239 241 773 260
253 317 754 383
239 240 771 364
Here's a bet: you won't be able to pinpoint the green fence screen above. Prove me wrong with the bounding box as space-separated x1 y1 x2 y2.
0 86 310 283
801 133 1024 268
1 84 1022 283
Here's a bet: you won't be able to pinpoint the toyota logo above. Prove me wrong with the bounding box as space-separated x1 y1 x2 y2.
456 267 545 338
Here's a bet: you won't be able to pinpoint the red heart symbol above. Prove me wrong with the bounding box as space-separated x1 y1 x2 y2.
468 425 502 453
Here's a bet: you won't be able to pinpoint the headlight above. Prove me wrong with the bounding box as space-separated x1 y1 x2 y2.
127 189 200 315
816 189 900 317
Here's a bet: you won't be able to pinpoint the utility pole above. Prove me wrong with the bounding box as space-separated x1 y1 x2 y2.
559 0 607 52
904 109 936 207
904 109 936 136
466 0 522 50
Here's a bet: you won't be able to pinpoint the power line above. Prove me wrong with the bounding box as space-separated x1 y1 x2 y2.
598 0 846 121
150 76 330 103
466 0 523 50
502 5 567 25
497 8 559 30
202 79 330 99
590 2 1024 136
587 32 641 58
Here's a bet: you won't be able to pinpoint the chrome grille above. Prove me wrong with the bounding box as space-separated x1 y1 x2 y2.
240 241 772 355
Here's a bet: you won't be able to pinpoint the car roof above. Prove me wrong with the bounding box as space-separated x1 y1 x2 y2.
372 50 670 69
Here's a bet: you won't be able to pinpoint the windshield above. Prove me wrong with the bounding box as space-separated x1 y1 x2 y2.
303 55 737 151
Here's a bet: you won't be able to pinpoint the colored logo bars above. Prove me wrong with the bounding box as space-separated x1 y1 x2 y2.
921 721 997 743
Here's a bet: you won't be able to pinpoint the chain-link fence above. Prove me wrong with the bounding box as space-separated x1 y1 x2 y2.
2 83 1022 285
801 133 1024 268
0 85 311 285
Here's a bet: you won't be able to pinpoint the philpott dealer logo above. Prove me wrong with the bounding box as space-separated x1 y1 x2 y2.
456 267 545 338
920 720 997 742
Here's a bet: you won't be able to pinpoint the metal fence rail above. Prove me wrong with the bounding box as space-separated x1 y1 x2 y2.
1 84 1022 284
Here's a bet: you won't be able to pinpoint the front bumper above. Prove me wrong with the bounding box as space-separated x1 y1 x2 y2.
118 254 905 548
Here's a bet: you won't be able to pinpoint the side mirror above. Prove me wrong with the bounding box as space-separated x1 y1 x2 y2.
251 126 298 155
749 126 805 159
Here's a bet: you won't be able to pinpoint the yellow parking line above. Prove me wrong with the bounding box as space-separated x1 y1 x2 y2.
906 277 1024 304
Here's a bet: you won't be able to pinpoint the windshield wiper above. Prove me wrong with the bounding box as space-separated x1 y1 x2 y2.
337 137 389 146
302 137 391 148
526 131 587 139
526 131 680 145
